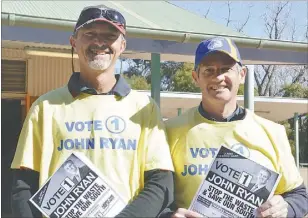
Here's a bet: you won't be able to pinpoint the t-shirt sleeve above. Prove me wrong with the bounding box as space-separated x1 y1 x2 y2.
274 125 303 194
143 99 174 172
11 101 42 172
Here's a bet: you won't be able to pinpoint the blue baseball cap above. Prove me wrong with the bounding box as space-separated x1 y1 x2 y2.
194 37 242 70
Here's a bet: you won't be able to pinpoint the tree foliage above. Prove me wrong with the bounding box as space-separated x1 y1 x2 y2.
161 62 184 91
172 63 200 92
123 74 150 90
282 83 308 98
279 115 308 162
123 59 151 78
237 84 259 96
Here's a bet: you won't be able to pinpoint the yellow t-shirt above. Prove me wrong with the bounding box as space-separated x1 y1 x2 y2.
11 87 174 203
165 106 303 209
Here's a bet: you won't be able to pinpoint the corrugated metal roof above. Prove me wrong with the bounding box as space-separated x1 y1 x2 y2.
1 1 245 37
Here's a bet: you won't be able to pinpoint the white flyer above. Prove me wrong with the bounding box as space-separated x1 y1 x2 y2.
29 152 126 218
189 145 281 218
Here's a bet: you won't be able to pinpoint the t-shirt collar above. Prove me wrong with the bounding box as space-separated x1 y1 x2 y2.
68 72 131 98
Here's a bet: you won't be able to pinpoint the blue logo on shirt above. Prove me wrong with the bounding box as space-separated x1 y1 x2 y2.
231 143 250 158
105 116 126 134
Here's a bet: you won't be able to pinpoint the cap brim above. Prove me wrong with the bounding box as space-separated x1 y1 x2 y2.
77 18 126 35
200 50 241 65
195 50 242 70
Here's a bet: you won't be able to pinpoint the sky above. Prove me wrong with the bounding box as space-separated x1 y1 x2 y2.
169 1 308 41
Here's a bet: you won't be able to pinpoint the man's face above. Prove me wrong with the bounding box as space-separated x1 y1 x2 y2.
192 52 246 103
257 170 270 185
70 22 126 73
64 162 78 175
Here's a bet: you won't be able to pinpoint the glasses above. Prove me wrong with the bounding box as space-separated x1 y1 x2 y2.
198 64 241 77
75 7 126 32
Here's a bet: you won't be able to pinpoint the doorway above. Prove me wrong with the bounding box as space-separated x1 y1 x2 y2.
1 99 23 216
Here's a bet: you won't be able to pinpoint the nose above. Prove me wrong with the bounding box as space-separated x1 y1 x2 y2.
212 71 225 82
92 36 108 47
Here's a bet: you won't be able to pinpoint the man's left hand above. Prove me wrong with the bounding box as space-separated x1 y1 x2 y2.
257 195 288 218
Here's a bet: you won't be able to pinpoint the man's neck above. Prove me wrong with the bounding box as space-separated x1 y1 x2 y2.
80 67 116 94
201 98 237 121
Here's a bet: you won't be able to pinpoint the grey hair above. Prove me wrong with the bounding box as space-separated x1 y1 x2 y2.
120 33 126 41
235 63 244 73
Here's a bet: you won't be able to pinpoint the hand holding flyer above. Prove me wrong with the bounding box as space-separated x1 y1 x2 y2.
189 145 281 218
29 153 126 218
256 195 289 218
171 208 204 218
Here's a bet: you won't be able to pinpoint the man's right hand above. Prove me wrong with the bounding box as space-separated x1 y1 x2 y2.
171 208 203 218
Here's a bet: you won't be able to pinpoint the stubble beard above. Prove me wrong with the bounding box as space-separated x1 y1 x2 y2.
88 59 111 71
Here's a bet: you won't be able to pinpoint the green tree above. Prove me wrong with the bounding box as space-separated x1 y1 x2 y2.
279 115 308 163
161 62 184 91
277 83 308 163
123 59 184 91
282 83 308 98
237 84 259 96
123 74 150 90
173 63 200 92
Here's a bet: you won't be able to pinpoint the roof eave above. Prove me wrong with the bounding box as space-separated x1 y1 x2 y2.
2 12 308 52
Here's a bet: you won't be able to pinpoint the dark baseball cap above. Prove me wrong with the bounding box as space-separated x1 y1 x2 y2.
74 5 126 35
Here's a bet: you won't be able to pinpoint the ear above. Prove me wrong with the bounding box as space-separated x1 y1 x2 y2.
70 35 77 51
120 37 126 54
239 66 247 84
192 70 200 87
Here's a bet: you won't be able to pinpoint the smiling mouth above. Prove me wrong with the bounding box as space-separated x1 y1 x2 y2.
89 49 112 55
210 85 228 91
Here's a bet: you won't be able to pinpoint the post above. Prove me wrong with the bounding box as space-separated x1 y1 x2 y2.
151 53 161 107
294 113 300 168
244 65 255 111
177 108 182 116
26 93 30 113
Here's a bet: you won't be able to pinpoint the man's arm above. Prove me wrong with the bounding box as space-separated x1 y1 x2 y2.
282 183 308 218
11 169 42 218
11 100 43 218
158 172 177 218
11 169 174 218
158 201 177 218
256 123 308 217
115 169 174 217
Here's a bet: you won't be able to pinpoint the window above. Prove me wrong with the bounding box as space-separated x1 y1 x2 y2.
1 59 26 92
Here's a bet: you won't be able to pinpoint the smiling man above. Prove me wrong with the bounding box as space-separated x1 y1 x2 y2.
11 5 174 218
164 37 308 218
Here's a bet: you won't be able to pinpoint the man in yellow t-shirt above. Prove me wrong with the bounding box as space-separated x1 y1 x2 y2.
11 5 174 218
165 37 308 218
